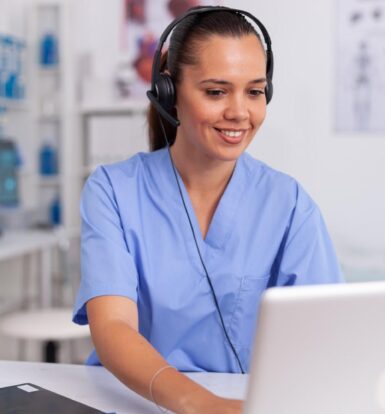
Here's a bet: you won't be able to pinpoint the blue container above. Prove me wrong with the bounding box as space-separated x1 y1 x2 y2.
50 196 61 226
5 73 16 99
3 36 14 99
0 35 6 98
39 143 58 175
0 35 26 100
15 39 25 99
0 139 19 207
40 33 59 66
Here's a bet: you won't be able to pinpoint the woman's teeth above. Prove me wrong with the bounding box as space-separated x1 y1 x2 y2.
220 130 242 138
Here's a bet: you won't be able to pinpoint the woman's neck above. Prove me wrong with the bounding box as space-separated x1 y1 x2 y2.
169 143 236 197
169 142 237 239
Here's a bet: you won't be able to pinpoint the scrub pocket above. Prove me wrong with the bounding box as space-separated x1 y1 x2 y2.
228 274 270 349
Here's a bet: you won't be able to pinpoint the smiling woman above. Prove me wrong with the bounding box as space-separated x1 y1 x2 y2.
73 6 343 414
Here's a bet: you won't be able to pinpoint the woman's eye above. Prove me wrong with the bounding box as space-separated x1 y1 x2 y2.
249 89 265 96
206 89 225 97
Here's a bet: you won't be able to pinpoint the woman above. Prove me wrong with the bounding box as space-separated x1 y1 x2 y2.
73 6 343 414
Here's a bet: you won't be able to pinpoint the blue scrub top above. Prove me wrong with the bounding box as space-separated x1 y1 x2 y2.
73 148 343 373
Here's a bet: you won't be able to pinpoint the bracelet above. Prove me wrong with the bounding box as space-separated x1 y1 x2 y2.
149 365 175 414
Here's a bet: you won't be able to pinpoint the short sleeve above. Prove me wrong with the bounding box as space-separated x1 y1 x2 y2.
73 166 139 325
272 183 344 287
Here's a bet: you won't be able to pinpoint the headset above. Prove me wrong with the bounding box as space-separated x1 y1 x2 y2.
147 6 275 374
146 5 274 128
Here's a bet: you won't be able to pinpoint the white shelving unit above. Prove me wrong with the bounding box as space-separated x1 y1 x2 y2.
80 100 149 178
27 0 81 231
0 99 28 112
0 25 31 216
0 1 83 345
80 99 149 116
3 0 148 228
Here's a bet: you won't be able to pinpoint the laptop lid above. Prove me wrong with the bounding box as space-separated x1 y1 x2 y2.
244 281 385 414
0 383 107 414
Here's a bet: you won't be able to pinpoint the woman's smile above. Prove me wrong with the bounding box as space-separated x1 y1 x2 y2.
213 127 250 145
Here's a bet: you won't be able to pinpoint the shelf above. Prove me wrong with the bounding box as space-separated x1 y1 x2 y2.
80 99 148 116
38 67 61 76
37 114 61 123
0 98 29 112
39 175 61 187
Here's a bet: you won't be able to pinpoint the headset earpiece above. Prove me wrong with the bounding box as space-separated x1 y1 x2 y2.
156 73 176 112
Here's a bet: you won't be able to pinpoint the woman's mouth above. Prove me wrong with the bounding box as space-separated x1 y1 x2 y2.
214 128 246 144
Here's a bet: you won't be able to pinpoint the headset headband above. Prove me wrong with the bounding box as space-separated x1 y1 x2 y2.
150 6 273 92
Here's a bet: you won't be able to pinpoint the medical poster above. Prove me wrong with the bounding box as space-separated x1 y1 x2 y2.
117 0 222 97
335 0 385 133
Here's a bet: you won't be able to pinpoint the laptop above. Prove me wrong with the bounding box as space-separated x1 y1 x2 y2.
244 281 385 414
0 383 109 414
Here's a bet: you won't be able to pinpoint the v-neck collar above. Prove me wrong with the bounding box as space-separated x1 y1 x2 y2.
156 148 253 250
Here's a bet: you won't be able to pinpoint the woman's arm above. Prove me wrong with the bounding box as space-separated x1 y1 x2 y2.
87 296 242 414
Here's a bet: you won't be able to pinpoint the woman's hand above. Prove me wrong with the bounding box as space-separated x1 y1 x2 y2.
183 393 243 414
206 396 243 414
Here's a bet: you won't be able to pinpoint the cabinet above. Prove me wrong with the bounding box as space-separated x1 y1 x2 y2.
27 0 81 230
3 0 149 229
0 18 30 226
1 0 81 311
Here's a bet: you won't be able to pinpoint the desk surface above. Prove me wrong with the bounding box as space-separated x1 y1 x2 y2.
0 361 248 414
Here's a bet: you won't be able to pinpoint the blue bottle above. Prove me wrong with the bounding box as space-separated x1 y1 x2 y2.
0 35 6 98
4 36 15 99
50 195 61 226
15 39 26 99
40 33 59 67
39 142 58 175
0 139 19 207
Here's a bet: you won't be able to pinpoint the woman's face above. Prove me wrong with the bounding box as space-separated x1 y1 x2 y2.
174 34 267 164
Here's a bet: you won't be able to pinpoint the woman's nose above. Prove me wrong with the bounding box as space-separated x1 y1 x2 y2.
223 94 249 121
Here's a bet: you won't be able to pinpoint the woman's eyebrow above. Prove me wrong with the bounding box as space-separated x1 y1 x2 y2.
250 78 267 84
199 78 267 85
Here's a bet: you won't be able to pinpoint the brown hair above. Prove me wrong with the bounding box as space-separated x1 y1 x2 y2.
147 8 261 151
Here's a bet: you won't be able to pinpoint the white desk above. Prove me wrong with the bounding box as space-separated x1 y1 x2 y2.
0 229 71 308
0 361 248 413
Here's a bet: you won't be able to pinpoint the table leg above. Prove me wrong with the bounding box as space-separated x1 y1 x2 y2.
44 340 58 363
21 254 32 309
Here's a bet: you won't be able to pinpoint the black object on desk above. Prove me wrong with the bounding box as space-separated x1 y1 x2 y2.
0 383 109 413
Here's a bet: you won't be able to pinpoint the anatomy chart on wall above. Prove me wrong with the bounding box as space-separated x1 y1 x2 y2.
117 0 222 98
336 0 385 133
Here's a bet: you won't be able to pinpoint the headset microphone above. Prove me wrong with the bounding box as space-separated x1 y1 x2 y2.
146 90 180 128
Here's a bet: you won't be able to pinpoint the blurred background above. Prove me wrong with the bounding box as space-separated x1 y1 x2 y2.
0 0 384 363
